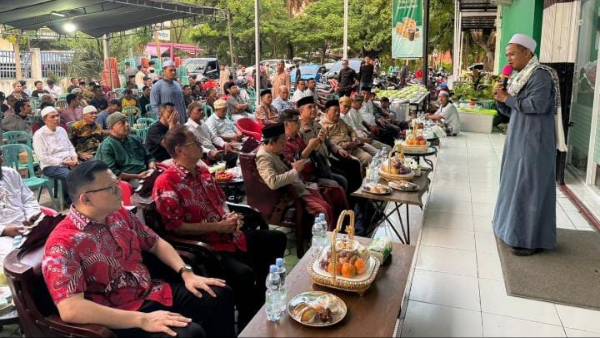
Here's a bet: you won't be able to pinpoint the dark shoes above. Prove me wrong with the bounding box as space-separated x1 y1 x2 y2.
510 247 544 256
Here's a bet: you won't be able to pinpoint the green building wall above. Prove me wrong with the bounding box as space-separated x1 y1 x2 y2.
497 0 545 68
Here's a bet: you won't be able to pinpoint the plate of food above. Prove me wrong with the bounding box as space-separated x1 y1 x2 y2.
288 291 347 327
215 171 236 182
388 180 419 192
362 183 392 195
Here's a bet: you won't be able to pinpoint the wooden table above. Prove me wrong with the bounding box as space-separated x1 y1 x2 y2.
351 170 431 244
239 236 416 337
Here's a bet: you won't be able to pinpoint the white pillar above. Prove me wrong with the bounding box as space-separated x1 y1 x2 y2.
30 48 42 80
343 0 349 59
453 0 460 79
255 0 261 106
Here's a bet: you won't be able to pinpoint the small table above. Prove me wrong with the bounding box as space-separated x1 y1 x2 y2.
351 171 431 245
216 177 245 203
239 236 416 337
403 146 437 170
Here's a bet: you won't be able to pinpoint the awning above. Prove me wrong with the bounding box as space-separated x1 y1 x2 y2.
0 0 226 37
458 0 498 31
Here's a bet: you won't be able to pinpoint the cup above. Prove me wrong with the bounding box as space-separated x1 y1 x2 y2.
408 28 416 41
217 161 226 172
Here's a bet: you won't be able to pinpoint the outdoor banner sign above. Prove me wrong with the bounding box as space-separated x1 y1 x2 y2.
392 0 423 59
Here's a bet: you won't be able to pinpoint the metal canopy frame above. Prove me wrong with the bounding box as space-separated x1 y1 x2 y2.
0 0 226 37
452 0 499 78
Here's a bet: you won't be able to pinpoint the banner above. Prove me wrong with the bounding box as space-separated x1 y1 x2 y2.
392 0 423 59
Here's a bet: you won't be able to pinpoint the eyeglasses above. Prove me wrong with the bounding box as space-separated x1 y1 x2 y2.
84 178 121 195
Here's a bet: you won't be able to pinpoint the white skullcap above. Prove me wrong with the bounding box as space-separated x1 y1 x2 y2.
82 105 97 115
162 60 176 68
438 90 450 97
40 106 57 118
509 34 537 54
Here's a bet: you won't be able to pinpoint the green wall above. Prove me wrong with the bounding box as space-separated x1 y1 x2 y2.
498 0 545 68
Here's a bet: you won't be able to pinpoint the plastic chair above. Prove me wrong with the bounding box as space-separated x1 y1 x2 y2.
3 131 32 148
133 128 148 143
55 100 67 109
120 180 133 206
144 103 153 116
122 106 140 126
203 105 213 120
136 117 156 128
113 88 126 96
235 117 263 141
0 144 56 210
58 94 68 100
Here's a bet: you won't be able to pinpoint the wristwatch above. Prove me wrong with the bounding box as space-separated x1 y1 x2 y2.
178 264 193 275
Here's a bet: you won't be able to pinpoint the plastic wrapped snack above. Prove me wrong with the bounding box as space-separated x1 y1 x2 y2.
368 237 393 265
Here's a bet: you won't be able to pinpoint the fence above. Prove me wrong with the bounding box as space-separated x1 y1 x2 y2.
40 51 75 78
0 51 32 79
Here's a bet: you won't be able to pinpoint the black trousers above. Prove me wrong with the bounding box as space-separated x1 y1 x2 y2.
113 283 236 338
208 151 239 169
218 229 287 331
330 156 363 195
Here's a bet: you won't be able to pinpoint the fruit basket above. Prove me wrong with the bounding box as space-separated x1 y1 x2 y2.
401 120 430 152
308 210 380 296
378 146 414 182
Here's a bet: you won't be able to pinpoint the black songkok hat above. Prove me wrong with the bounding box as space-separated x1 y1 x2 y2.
296 95 315 108
325 100 340 109
262 122 285 139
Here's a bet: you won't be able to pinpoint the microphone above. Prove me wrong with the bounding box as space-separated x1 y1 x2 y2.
501 65 513 90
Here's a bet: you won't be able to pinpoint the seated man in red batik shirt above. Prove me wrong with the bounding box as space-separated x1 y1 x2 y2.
152 125 287 329
42 160 235 338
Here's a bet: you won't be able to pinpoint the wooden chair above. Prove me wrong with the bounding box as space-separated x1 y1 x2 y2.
3 209 208 338
238 152 306 257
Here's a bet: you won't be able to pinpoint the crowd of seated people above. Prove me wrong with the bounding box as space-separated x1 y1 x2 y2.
0 64 458 337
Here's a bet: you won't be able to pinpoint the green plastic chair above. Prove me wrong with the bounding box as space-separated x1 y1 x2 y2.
246 87 256 100
0 144 56 209
58 94 68 100
203 105 213 120
325 93 339 101
3 131 32 148
114 88 126 96
134 128 148 143
136 117 156 128
122 106 141 126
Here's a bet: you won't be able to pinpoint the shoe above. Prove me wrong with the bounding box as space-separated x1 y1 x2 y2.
510 247 544 256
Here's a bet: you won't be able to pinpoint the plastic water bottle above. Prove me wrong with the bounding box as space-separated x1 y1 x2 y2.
265 265 282 322
312 217 324 257
275 258 287 313
319 213 328 248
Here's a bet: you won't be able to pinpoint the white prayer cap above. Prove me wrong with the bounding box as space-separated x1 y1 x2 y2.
508 34 537 54
82 105 97 115
162 60 176 68
40 106 57 118
438 90 450 98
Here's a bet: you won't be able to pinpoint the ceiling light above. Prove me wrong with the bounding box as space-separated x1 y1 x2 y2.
50 11 66 18
64 22 77 33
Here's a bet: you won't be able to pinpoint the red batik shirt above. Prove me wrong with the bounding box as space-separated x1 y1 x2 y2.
283 134 317 181
153 162 247 253
42 206 172 311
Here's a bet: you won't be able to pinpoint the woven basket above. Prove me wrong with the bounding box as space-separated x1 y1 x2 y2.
378 147 414 182
400 141 429 152
308 210 380 296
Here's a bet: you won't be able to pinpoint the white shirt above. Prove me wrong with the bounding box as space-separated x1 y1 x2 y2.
305 88 319 104
33 126 77 169
342 108 369 138
436 102 461 134
292 89 310 103
360 102 377 125
135 71 146 89
44 85 62 100
0 167 40 234
205 114 239 139
185 119 227 154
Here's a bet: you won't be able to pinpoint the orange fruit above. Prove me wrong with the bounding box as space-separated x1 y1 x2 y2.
354 258 366 275
341 263 356 278
328 262 342 275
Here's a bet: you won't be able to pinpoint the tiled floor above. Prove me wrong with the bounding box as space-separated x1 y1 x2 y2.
397 132 600 337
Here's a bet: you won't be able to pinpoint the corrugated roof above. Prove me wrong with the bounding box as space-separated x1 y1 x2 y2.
0 0 226 37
